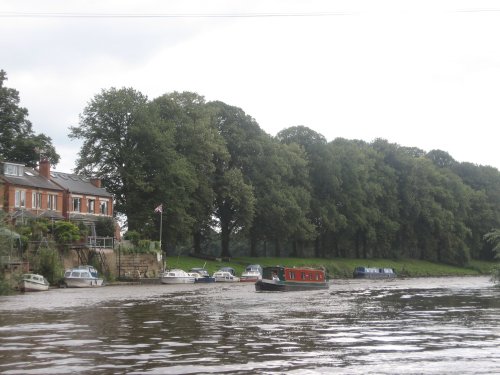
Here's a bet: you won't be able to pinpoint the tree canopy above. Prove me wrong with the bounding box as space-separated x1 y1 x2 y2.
64 86 500 264
0 70 59 166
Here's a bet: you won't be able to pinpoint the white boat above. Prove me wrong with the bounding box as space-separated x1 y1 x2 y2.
64 265 104 288
160 269 196 284
240 264 263 282
19 273 49 292
213 270 240 282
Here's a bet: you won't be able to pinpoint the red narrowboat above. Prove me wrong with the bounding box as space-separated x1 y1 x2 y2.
255 266 329 292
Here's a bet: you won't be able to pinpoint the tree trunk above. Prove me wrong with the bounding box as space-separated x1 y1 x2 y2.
355 232 360 259
274 238 281 257
291 238 297 257
250 235 258 257
193 230 202 254
220 225 231 258
314 236 321 258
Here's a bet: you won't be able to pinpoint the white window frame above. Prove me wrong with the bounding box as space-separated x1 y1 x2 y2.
72 197 82 212
48 194 57 210
5 163 23 176
15 190 26 208
87 198 95 213
100 200 108 215
32 192 42 209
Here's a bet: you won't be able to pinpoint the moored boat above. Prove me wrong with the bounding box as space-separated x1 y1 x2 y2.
64 265 104 288
189 268 215 283
161 269 196 284
19 273 49 292
213 269 240 282
240 264 263 282
353 267 396 279
255 266 329 292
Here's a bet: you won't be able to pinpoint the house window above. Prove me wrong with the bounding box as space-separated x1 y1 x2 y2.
4 164 23 176
15 190 26 208
87 199 95 213
48 194 57 210
73 197 81 212
100 200 108 215
32 192 42 209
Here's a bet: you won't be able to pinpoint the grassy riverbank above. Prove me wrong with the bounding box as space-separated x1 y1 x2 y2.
165 255 498 279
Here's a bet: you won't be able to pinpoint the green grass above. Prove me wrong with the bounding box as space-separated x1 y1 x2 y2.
165 255 499 279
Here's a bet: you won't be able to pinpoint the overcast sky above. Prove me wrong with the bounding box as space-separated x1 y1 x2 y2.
2 0 500 172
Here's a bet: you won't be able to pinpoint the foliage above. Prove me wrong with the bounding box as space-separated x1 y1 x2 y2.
118 239 159 255
0 70 59 166
483 229 500 258
69 87 148 217
32 247 65 285
483 229 500 283
0 212 12 294
52 221 80 244
95 217 115 237
123 230 141 246
67 86 500 265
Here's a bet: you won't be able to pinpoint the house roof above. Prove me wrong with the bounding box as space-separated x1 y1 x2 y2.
0 167 63 192
50 171 113 198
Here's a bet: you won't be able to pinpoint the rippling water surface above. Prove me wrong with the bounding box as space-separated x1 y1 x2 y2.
0 276 498 374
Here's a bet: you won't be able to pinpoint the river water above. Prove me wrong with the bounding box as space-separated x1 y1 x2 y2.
0 276 498 374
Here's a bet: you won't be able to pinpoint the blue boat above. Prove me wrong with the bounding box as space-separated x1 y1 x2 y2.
189 268 215 283
353 266 396 279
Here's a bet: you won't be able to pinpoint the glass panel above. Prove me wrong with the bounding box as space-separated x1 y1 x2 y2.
73 198 81 212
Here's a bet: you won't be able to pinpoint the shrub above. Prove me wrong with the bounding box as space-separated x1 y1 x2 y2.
124 230 140 246
32 247 65 285
95 217 115 237
53 221 80 244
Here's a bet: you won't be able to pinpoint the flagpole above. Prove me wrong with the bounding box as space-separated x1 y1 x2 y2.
159 208 163 254
155 203 164 270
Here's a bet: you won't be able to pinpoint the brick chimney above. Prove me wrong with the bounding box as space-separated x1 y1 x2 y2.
90 178 101 188
39 158 50 179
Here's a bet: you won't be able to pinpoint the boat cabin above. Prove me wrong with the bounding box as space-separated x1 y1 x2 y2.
262 266 326 283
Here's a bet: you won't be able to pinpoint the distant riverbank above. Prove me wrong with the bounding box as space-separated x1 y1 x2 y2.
165 255 498 279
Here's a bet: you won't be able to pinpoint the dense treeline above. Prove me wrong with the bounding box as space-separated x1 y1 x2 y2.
69 88 500 265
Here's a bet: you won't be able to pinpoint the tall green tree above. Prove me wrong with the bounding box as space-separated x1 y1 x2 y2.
276 126 332 257
151 92 224 254
207 101 257 258
70 88 197 256
0 70 59 166
453 162 500 260
69 87 151 219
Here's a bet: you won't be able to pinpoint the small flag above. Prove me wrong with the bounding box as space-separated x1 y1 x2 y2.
154 204 163 213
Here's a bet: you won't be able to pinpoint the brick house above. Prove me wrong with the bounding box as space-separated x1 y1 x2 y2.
43 163 113 225
0 160 65 224
1 159 113 226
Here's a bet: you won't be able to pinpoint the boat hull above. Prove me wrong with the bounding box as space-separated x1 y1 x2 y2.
194 277 216 283
19 280 49 292
255 279 329 292
240 271 262 282
353 273 396 279
64 278 104 288
214 277 240 282
161 277 195 284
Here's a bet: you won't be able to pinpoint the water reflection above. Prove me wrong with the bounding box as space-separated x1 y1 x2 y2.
0 277 498 374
